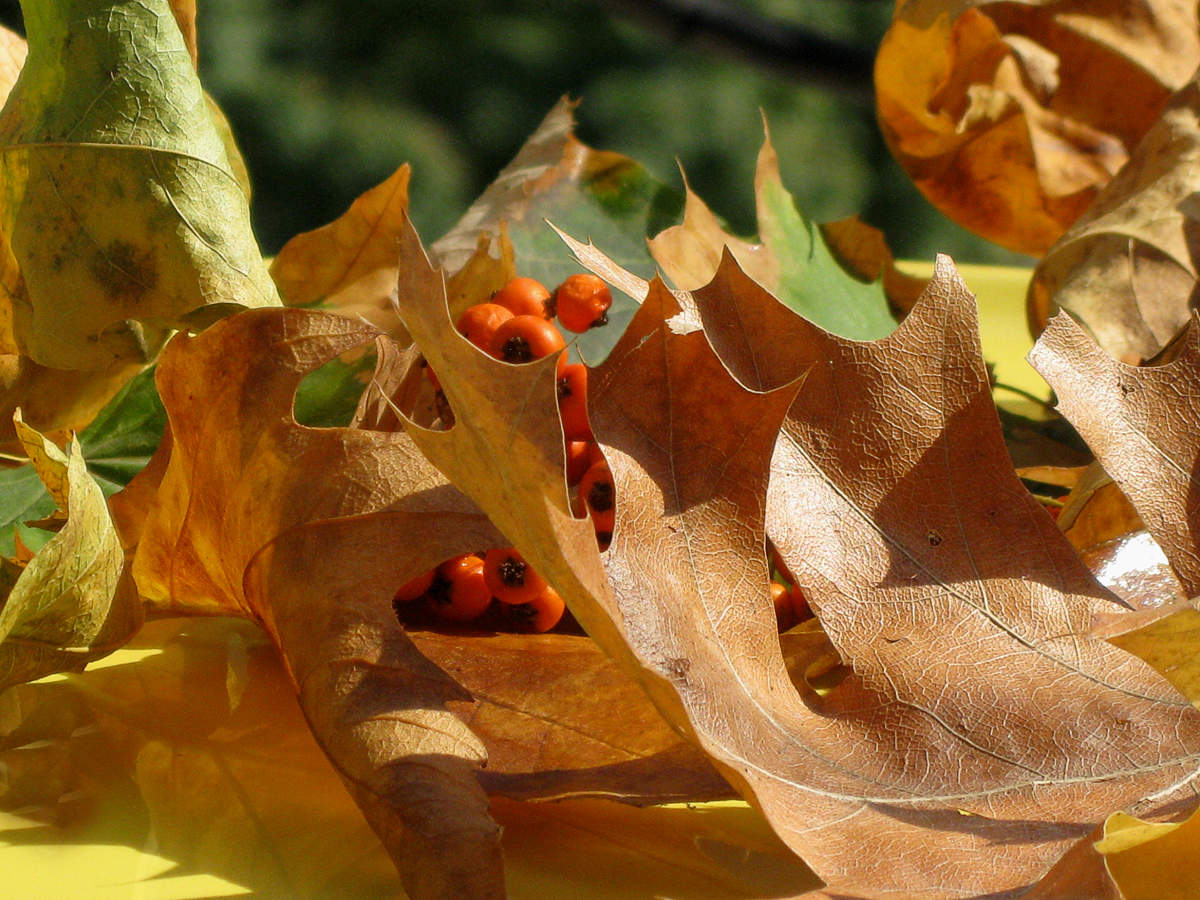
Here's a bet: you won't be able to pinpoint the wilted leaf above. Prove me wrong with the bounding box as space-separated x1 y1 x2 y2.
271 165 412 337
1030 312 1200 598
647 128 900 340
0 413 141 689
877 0 1198 255
682 251 1200 895
0 0 279 372
132 305 540 897
1 366 166 557
411 628 732 805
1096 806 1200 899
1029 70 1200 362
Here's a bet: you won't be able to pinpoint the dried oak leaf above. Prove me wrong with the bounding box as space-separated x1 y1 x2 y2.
399 214 1200 894
1029 66 1200 363
877 0 1197 255
131 307 507 897
646 127 906 339
1030 311 1200 599
679 252 1200 896
0 0 278 373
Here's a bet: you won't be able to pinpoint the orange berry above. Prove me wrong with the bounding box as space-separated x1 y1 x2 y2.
770 581 793 631
557 363 592 441
555 273 612 332
565 440 592 485
483 547 548 605
492 276 553 319
394 569 435 605
506 585 566 632
429 555 492 622
590 505 614 549
490 315 567 373
456 302 514 352
585 441 606 469
579 461 613 514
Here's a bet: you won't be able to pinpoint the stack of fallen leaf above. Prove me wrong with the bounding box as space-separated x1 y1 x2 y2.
6 2 1200 898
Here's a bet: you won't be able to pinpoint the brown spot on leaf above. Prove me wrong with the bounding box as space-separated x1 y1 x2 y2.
89 240 156 306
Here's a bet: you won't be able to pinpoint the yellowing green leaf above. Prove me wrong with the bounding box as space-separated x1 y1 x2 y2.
0 412 141 689
0 0 279 371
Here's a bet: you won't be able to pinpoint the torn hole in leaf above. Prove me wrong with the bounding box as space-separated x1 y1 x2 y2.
353 338 452 433
291 344 377 429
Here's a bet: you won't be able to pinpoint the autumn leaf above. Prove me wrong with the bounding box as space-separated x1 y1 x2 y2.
1030 312 1200 600
127 306 512 896
0 413 141 690
0 0 279 373
877 0 1197 255
647 126 902 339
1095 806 1200 899
271 164 413 336
677 251 1200 895
1028 68 1200 363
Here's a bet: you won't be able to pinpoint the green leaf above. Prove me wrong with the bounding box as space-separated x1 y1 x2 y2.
0 0 280 372
756 159 897 340
292 349 377 429
1 367 164 557
647 130 897 341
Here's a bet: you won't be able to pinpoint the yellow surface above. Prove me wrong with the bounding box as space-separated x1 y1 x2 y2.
898 260 1044 415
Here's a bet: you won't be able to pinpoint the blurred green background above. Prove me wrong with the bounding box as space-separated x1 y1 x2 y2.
0 0 1028 264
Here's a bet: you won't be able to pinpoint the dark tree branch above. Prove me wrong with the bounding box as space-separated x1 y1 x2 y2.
606 0 879 101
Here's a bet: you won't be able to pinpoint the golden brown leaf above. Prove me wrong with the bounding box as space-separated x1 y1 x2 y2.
1029 70 1200 361
270 165 413 337
132 307 510 897
1031 312 1200 597
684 250 1200 895
1096 806 1200 899
877 1 1197 255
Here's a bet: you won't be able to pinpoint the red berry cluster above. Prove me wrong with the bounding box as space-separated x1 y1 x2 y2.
401 274 615 633
455 273 615 552
393 548 567 633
